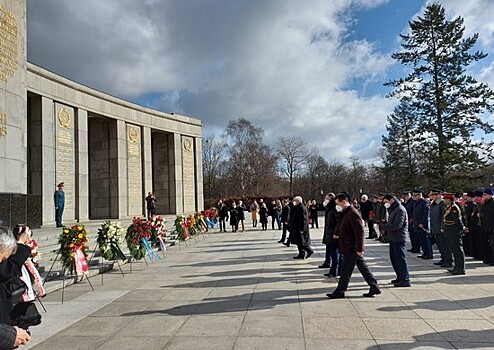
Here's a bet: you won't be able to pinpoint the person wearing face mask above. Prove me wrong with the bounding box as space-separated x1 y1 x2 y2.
290 196 314 259
380 194 411 287
327 193 380 299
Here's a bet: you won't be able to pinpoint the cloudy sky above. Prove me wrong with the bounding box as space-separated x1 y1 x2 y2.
27 0 494 163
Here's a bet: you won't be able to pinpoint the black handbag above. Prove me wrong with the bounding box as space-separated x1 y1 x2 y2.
6 277 27 302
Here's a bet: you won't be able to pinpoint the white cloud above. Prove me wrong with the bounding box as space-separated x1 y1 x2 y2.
25 1 424 162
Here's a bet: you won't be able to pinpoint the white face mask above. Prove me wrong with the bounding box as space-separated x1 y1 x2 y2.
293 201 297 206
384 202 391 209
335 205 343 212
323 199 329 207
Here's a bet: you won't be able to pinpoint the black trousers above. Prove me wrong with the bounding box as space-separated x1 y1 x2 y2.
335 252 379 292
280 222 289 241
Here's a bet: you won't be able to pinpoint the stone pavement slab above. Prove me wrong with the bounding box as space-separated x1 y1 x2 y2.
25 223 494 350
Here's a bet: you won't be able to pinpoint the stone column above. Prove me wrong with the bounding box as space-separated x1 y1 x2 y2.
194 137 204 211
113 119 128 218
54 103 75 224
142 126 152 216
169 133 183 214
75 108 89 221
40 97 56 226
0 1 28 226
182 135 195 213
126 123 142 216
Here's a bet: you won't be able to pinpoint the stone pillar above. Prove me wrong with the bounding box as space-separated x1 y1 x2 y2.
194 137 204 211
0 1 28 227
113 119 128 218
126 123 142 216
169 133 183 214
182 135 195 213
142 126 152 216
40 97 55 226
75 108 89 221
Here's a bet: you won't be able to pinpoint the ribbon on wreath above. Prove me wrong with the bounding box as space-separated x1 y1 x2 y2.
182 223 190 240
158 236 166 252
23 260 46 301
140 238 161 263
200 218 208 231
74 248 89 275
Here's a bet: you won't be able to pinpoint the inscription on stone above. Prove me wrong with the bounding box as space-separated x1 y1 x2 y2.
0 5 19 82
56 125 73 208
182 137 195 212
127 126 142 211
0 113 6 136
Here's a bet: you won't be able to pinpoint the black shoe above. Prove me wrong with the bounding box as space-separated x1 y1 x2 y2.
390 279 398 284
277 240 284 243
363 288 381 298
433 261 444 266
323 272 331 277
293 255 305 259
448 269 465 275
326 291 345 299
305 249 314 259
319 264 331 268
282 242 290 247
393 281 411 287
421 256 433 260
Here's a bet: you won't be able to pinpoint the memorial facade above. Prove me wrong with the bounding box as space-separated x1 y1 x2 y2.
0 0 203 228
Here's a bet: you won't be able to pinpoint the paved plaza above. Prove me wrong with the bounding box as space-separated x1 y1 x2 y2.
27 224 494 350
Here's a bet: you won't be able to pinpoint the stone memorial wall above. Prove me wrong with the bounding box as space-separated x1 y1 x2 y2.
182 136 196 213
127 124 142 215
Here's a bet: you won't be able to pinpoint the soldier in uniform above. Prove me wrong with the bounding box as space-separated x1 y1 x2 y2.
54 182 65 228
429 189 451 267
412 189 432 259
442 193 466 275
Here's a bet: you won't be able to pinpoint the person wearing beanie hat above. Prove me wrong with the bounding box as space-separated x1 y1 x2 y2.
480 188 494 265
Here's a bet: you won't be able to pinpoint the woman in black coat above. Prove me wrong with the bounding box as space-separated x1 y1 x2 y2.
259 203 269 231
229 203 239 232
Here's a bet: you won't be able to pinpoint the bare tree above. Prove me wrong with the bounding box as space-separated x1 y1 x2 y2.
277 136 309 196
304 147 329 200
202 136 225 200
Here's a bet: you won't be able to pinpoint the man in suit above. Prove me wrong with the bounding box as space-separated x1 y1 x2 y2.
413 189 432 259
326 193 380 299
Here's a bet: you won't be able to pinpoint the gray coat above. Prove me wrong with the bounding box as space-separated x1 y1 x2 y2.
380 198 408 243
430 199 446 234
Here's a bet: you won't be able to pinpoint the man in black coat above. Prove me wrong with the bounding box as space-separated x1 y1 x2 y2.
327 193 380 299
278 199 291 244
380 194 411 287
360 195 376 239
290 196 314 259
480 188 494 265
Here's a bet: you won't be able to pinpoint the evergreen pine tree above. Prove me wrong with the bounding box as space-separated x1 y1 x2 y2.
385 3 494 188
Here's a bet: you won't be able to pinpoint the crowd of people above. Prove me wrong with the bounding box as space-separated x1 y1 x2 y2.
0 225 44 349
215 186 494 298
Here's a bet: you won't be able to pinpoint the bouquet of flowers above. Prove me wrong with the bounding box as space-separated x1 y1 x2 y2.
97 221 126 261
174 215 189 241
194 212 206 232
58 225 89 274
27 239 40 268
126 217 151 260
204 208 218 219
149 215 166 247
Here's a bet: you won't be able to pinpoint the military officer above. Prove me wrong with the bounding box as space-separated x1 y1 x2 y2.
442 193 466 275
54 182 65 228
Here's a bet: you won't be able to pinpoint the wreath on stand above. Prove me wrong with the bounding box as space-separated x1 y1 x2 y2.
58 225 89 275
174 215 189 241
97 221 127 261
148 215 166 248
125 217 151 260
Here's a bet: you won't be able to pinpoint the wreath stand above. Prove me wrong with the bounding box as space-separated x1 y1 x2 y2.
87 242 126 286
43 249 94 304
